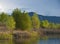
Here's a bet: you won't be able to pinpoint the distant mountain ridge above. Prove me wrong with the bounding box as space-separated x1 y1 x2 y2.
29 12 60 23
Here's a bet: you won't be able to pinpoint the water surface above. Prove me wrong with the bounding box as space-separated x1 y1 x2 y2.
0 38 60 44
38 38 60 44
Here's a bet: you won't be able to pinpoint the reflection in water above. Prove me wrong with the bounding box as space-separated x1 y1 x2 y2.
14 37 39 44
0 40 14 44
0 37 39 44
0 38 38 44
38 38 60 44
0 38 60 44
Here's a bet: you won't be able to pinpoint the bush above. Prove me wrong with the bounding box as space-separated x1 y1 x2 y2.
0 33 13 40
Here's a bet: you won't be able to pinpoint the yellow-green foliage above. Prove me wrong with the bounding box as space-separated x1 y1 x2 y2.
31 31 39 40
24 31 39 44
0 33 13 40
48 23 60 29
41 20 49 28
40 36 48 40
30 31 39 37
12 8 32 30
6 16 15 30
32 13 40 29
0 12 15 30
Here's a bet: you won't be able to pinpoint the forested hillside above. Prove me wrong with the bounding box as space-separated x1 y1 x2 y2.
29 12 60 23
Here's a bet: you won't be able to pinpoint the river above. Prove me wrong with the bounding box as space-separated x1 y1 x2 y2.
0 38 60 44
38 38 60 44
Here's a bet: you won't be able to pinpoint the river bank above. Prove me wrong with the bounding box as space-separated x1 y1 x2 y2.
0 30 39 40
0 30 60 44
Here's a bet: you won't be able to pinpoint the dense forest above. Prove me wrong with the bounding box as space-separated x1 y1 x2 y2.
0 8 60 31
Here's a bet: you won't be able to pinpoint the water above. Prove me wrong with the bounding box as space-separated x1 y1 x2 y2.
38 38 60 44
0 38 60 44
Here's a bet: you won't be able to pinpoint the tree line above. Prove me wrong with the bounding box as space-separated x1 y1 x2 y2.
0 8 60 30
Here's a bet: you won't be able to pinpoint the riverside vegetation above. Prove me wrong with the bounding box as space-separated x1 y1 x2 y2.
0 8 60 43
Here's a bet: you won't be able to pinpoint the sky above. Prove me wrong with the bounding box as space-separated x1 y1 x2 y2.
0 0 60 16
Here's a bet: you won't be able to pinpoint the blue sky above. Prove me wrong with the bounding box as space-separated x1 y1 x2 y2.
0 0 60 16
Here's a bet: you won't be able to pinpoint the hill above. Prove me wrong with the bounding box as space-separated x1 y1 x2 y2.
29 12 60 23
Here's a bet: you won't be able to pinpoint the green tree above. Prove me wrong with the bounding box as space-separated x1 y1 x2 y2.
0 12 15 30
12 8 22 28
41 20 49 28
32 13 40 30
12 8 32 30
57 24 60 29
0 12 8 23
20 12 32 30
6 16 15 29
48 23 57 29
53 24 60 29
48 23 53 29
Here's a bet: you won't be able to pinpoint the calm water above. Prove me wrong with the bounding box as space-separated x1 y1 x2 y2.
38 38 60 44
0 38 60 44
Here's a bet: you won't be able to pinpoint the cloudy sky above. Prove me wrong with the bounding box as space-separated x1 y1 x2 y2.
0 0 60 16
